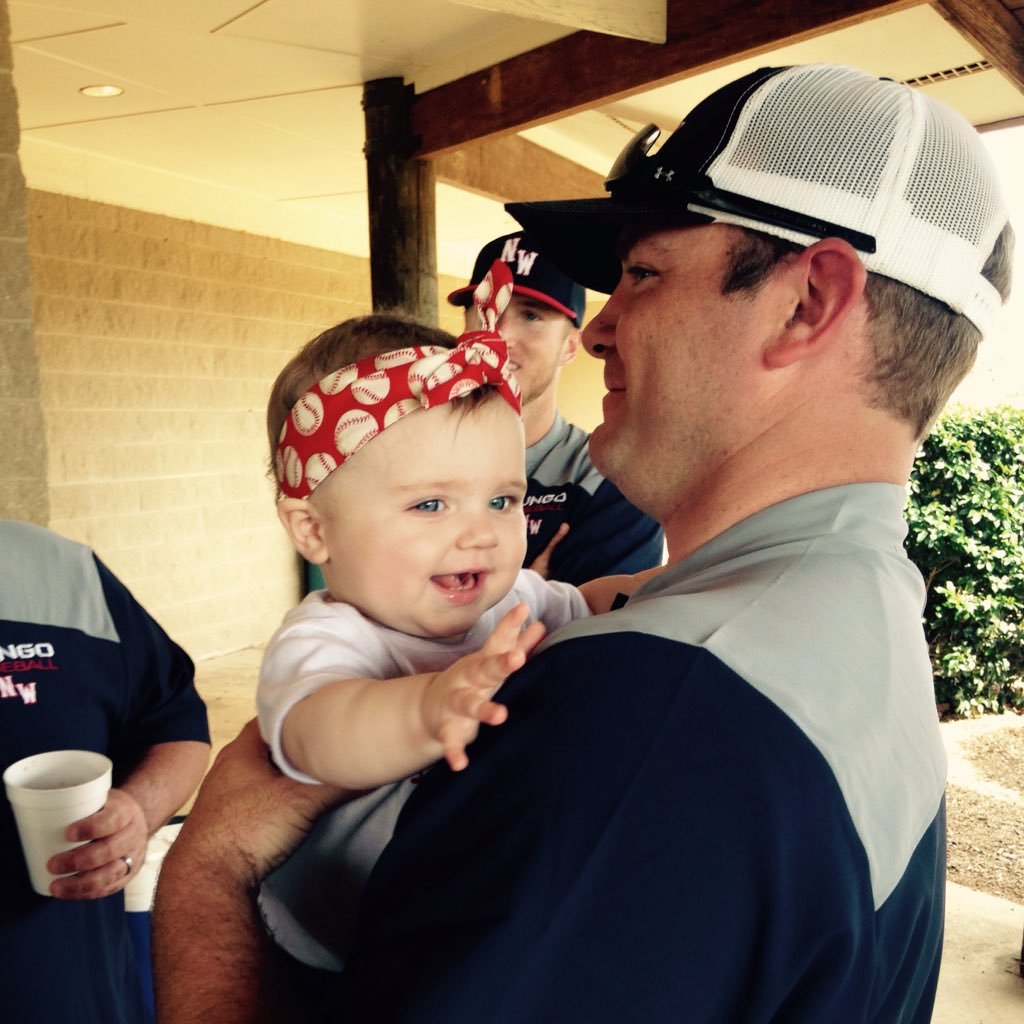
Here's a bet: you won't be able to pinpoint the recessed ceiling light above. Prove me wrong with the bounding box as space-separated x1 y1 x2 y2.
80 84 124 98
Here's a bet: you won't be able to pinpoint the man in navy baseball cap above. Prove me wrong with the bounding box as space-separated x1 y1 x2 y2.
448 233 663 586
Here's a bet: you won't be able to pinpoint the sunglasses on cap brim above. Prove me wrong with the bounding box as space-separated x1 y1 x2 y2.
605 123 877 255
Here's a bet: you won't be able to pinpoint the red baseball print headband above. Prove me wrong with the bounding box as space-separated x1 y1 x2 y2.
275 259 520 499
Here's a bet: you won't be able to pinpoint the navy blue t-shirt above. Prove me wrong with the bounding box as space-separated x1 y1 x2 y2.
523 415 663 584
335 486 946 1022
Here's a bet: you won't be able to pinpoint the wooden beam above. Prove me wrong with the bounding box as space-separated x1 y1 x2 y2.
434 135 604 202
411 0 917 157
932 0 1024 93
363 78 438 321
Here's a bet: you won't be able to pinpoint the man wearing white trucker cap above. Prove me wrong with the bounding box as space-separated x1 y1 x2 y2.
154 65 1013 1023
448 232 664 585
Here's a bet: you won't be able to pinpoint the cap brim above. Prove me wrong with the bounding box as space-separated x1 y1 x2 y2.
446 285 474 307
506 198 710 294
447 281 580 326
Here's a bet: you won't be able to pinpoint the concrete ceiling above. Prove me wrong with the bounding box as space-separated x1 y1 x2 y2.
9 0 1024 277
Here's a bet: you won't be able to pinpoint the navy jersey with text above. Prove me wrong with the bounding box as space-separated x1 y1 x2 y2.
1 520 209 1024
524 415 663 585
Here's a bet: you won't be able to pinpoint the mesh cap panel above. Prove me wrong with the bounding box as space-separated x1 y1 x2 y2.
908 101 1000 243
724 72 899 200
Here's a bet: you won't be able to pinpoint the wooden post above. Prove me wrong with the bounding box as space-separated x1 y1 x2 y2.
363 77 438 322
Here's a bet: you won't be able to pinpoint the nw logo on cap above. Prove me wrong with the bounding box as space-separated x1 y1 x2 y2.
499 236 540 278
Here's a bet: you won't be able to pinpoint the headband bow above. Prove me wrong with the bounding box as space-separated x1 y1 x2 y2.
275 259 520 498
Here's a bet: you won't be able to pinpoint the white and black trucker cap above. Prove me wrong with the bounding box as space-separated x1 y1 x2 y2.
507 64 1010 336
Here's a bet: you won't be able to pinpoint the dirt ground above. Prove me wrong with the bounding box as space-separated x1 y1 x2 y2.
944 716 1024 906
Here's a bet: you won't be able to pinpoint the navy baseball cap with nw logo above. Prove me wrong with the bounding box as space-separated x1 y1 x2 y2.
447 232 586 327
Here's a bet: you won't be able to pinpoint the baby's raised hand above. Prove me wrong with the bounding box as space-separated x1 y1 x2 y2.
422 603 546 772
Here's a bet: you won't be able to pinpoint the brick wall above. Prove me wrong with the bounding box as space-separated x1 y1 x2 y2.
0 0 47 526
23 190 467 659
0 0 584 663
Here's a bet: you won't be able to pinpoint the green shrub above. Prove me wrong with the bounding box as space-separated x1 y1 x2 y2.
904 406 1024 717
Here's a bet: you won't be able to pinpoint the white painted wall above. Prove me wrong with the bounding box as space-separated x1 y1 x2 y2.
953 125 1024 410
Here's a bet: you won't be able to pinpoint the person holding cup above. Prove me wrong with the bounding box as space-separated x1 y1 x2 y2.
4 747 116 897
1 519 210 1024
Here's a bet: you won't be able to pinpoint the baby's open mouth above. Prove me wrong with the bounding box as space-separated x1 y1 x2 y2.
432 572 481 590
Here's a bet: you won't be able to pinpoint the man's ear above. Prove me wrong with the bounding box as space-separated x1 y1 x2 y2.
763 238 867 369
277 498 328 564
559 328 582 367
